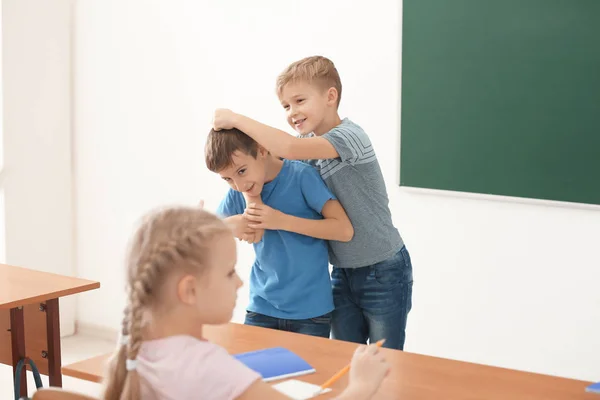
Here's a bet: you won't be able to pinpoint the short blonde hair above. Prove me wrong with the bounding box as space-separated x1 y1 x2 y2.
276 56 342 107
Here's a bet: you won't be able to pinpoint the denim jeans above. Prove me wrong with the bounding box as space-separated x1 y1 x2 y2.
244 311 331 338
331 246 413 350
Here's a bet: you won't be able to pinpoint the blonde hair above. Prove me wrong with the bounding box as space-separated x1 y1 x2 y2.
102 206 230 400
276 55 342 107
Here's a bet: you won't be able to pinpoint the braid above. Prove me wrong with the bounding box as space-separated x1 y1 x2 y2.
127 262 157 361
102 306 131 400
120 305 130 345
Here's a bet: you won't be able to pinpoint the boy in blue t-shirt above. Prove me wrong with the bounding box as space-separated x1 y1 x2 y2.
205 127 353 338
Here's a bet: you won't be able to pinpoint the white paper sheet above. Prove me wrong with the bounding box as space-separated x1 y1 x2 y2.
272 379 332 399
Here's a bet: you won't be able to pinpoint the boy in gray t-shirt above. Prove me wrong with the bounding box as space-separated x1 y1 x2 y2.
212 55 413 350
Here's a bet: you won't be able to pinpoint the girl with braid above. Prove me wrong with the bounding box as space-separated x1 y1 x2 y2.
102 206 390 400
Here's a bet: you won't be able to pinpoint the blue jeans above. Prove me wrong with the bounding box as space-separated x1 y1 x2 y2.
244 311 331 338
331 246 413 350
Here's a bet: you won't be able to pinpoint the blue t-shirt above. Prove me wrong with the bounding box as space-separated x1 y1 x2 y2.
216 160 335 320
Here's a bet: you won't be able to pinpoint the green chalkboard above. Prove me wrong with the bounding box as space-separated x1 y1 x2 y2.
400 0 600 205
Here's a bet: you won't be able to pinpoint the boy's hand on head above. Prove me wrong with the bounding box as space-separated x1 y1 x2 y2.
245 203 286 230
212 108 238 131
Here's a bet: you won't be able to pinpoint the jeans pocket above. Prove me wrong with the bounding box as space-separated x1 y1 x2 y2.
373 247 412 285
374 265 403 285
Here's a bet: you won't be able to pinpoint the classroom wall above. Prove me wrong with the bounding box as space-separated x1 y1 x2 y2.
73 0 600 381
0 1 4 264
2 0 76 335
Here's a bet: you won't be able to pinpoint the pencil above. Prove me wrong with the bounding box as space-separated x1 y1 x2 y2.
319 339 386 391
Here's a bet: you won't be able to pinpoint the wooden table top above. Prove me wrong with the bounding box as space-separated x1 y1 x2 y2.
0 263 100 309
62 323 595 400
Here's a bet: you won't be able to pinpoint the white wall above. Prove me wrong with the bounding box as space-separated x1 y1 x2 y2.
74 0 600 381
2 0 76 335
0 0 5 264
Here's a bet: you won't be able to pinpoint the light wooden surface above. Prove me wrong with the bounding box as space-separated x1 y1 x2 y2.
33 388 97 400
0 263 100 309
62 323 595 400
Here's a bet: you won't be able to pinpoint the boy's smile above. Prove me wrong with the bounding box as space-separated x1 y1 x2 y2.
292 117 307 131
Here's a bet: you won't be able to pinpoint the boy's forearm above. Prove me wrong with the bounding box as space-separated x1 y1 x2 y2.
280 214 354 242
243 194 264 243
243 192 263 206
234 114 295 159
223 215 242 224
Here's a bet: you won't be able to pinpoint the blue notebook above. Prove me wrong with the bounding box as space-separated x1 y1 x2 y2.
586 382 600 394
233 347 315 382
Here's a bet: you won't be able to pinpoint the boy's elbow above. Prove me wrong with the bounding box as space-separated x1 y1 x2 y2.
339 224 354 242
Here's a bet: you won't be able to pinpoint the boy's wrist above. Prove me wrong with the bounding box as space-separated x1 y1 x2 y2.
278 212 292 232
245 194 263 205
231 111 242 128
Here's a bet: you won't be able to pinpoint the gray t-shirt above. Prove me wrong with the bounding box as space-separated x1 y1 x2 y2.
300 118 404 268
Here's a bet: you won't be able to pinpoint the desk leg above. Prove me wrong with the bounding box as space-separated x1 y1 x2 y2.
45 298 62 387
10 306 27 398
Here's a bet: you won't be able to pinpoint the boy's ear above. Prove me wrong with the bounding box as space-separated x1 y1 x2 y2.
257 145 268 157
326 87 339 106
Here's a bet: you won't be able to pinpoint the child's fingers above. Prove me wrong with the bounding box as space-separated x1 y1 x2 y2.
244 208 262 217
246 204 263 212
248 223 264 229
245 215 262 223
364 343 380 355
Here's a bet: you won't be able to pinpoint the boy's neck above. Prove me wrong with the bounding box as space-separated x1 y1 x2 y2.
264 154 284 183
313 112 342 136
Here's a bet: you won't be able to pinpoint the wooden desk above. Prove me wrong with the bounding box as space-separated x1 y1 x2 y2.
1 263 100 398
63 323 594 400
